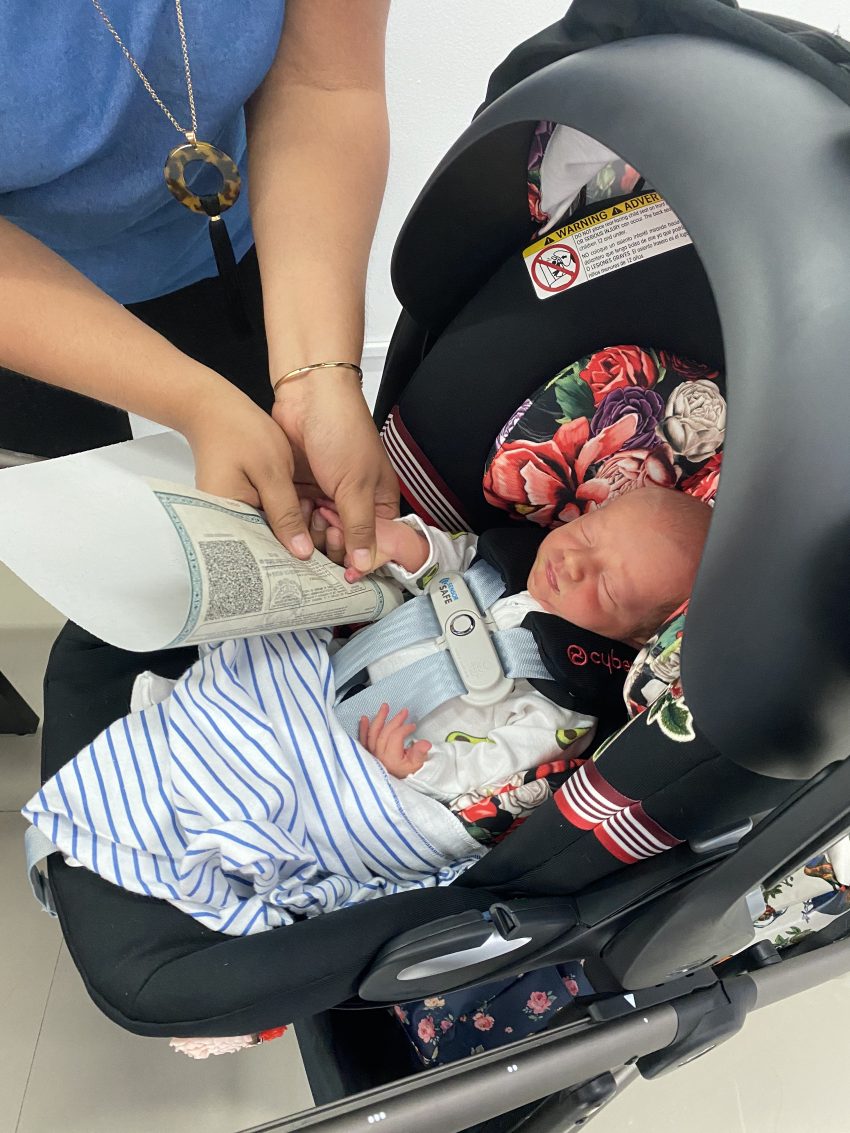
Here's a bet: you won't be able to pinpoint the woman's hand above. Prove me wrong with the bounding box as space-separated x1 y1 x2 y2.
183 388 315 557
273 373 399 570
317 505 428 582
359 704 431 779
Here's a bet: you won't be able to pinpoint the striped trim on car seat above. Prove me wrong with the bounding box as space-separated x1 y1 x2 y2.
380 406 471 532
556 759 634 829
555 759 682 864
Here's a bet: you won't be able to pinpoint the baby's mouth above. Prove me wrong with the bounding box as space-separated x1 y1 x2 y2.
545 561 560 593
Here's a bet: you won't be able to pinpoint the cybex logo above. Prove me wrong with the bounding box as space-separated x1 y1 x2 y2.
567 644 631 672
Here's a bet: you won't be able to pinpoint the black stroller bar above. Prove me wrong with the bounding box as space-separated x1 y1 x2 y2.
393 33 850 780
249 938 850 1133
252 1007 682 1133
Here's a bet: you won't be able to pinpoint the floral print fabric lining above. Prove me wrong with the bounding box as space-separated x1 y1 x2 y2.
448 749 591 845
483 346 725 527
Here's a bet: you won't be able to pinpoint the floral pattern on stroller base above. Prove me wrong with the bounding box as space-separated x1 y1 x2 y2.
393 961 594 1068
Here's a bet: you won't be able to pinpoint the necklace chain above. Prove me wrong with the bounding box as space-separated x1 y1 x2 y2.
89 0 198 143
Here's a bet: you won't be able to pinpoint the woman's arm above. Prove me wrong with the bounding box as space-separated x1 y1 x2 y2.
0 216 222 432
0 216 311 549
246 0 398 573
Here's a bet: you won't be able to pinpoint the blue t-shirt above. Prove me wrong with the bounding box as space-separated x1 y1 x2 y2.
0 2 285 303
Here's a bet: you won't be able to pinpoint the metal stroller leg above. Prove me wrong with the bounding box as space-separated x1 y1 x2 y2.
240 1006 680 1133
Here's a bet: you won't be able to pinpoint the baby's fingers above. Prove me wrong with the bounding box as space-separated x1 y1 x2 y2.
325 523 346 566
403 739 432 772
406 740 432 760
383 707 410 733
384 710 415 745
317 505 343 528
366 703 390 751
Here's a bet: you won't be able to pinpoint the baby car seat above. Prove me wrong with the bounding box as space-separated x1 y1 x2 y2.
35 2 850 1130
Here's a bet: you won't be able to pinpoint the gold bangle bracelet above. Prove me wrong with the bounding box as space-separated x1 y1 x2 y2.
272 361 363 396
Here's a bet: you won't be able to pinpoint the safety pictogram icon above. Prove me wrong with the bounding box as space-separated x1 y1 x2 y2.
530 243 581 292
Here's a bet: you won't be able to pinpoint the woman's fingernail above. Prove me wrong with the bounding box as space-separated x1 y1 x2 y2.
311 512 328 532
291 534 313 558
352 549 372 572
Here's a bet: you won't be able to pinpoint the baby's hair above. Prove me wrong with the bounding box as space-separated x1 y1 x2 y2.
629 486 713 641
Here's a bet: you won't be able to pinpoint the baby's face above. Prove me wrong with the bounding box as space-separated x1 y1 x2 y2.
527 488 706 645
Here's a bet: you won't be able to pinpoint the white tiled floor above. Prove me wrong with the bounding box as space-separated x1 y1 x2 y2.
3 563 850 1133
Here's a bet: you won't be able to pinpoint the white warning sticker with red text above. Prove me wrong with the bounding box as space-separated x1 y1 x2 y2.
523 191 692 300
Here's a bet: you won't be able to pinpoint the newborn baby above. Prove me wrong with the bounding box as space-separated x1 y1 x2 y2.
321 485 712 797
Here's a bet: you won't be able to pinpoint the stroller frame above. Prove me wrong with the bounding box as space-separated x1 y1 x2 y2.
254 937 850 1132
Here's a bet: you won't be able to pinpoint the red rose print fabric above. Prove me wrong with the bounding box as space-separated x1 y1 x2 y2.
484 346 725 525
449 752 589 847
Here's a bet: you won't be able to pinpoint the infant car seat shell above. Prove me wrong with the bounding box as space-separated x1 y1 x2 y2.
34 7 850 1049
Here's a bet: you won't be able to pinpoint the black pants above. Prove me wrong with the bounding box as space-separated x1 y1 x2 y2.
0 248 271 458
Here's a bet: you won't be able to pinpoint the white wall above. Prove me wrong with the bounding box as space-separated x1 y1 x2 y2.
365 0 568 353
365 0 846 353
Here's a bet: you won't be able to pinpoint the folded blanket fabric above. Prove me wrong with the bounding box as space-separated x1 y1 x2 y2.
24 630 483 935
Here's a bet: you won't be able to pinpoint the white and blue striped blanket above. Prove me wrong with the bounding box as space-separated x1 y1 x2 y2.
23 630 483 936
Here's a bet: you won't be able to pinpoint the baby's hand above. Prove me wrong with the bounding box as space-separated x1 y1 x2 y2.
318 505 427 582
359 704 432 779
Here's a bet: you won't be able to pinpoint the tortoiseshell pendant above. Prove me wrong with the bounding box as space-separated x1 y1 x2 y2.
164 140 241 217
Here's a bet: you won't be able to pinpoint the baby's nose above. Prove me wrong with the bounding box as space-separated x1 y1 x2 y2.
563 551 586 583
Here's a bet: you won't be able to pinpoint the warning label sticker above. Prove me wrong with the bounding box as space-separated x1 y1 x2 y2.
523 192 692 300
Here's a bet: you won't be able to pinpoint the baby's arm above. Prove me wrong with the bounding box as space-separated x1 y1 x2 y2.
319 507 480 594
319 506 428 577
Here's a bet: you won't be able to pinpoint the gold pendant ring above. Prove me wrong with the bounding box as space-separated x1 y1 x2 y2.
164 140 241 216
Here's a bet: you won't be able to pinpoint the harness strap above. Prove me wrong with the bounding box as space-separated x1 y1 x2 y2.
332 560 507 697
334 626 552 736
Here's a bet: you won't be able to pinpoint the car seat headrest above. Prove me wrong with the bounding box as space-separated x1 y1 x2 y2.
484 346 724 526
